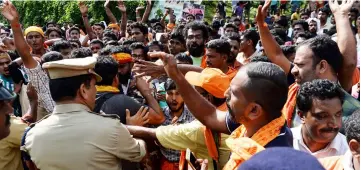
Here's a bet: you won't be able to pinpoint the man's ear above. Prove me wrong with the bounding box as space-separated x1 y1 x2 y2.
349 139 360 157
245 103 262 120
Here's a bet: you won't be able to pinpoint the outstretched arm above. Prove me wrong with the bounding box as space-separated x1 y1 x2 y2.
147 52 230 134
104 0 118 24
126 125 157 140
141 0 152 23
79 2 96 40
117 0 127 38
329 0 357 92
256 0 291 74
1 0 37 69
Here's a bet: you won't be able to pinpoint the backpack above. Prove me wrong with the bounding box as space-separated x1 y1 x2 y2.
94 92 117 113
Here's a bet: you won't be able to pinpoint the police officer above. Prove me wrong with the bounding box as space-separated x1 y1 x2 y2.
0 80 15 140
22 57 146 170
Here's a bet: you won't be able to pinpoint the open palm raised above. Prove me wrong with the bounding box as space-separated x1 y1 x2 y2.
0 0 19 22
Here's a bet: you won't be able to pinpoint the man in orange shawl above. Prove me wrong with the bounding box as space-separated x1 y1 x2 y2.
143 52 293 170
257 0 359 128
319 110 360 170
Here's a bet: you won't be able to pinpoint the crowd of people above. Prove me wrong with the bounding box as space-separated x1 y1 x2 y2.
0 0 360 170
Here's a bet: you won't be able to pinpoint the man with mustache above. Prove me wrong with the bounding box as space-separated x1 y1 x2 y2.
184 21 208 68
221 32 242 70
292 79 349 158
319 109 360 170
143 51 293 169
126 68 232 170
0 81 15 141
257 0 359 128
236 30 260 65
24 26 47 58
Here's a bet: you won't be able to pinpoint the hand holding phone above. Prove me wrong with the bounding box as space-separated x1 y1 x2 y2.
186 148 201 170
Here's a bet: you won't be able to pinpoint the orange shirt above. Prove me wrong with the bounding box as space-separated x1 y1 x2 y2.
282 83 300 127
352 68 360 86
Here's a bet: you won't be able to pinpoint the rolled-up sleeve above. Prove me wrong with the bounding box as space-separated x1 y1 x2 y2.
155 123 198 151
114 122 146 162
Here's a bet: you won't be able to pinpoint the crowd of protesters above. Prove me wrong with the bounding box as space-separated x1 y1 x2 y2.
0 0 360 170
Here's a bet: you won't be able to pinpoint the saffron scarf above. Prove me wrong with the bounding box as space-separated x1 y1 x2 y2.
223 116 286 170
282 83 299 127
96 85 120 93
179 103 227 170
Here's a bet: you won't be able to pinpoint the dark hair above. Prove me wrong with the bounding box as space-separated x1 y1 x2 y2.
243 62 288 120
292 20 309 31
93 23 105 30
68 39 81 48
103 30 118 41
296 79 344 116
206 39 231 56
46 21 56 28
50 74 93 102
249 55 272 63
147 41 164 51
298 36 343 73
51 40 71 52
41 51 63 64
344 110 360 142
110 45 131 55
105 40 119 47
281 45 296 59
274 36 285 45
68 27 80 34
129 42 146 51
350 8 360 17
99 45 113 55
7 50 20 61
71 47 92 58
90 39 104 48
175 53 193 64
221 32 241 43
164 78 177 91
241 30 260 49
130 22 148 35
224 23 238 32
295 31 314 40
300 12 310 17
183 21 209 41
319 7 330 16
95 55 119 86
170 31 186 44
152 22 164 29
122 38 138 46
186 14 195 20
45 27 63 37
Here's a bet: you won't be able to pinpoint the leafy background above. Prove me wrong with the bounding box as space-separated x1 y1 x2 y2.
0 1 302 28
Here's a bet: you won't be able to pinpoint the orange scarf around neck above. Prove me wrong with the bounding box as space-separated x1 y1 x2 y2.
282 83 299 127
223 116 286 170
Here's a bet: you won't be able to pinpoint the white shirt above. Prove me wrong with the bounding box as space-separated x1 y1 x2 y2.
291 125 349 158
343 150 355 170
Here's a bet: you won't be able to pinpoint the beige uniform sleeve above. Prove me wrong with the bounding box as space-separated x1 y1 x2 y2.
7 117 27 148
155 122 200 151
114 122 146 162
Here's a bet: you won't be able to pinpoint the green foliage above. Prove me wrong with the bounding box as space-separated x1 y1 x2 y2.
0 1 143 28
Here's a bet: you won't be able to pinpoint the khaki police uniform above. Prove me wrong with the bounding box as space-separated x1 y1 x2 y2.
22 57 146 170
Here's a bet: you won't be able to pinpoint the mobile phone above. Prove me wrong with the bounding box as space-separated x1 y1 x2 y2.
186 148 200 170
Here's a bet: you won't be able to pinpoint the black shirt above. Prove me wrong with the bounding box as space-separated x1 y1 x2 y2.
96 92 143 124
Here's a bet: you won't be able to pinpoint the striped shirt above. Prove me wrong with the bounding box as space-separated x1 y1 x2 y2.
0 74 14 92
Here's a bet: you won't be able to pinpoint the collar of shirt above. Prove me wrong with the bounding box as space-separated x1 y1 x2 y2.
236 51 258 65
53 104 91 114
342 150 355 170
163 106 190 123
292 125 344 154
